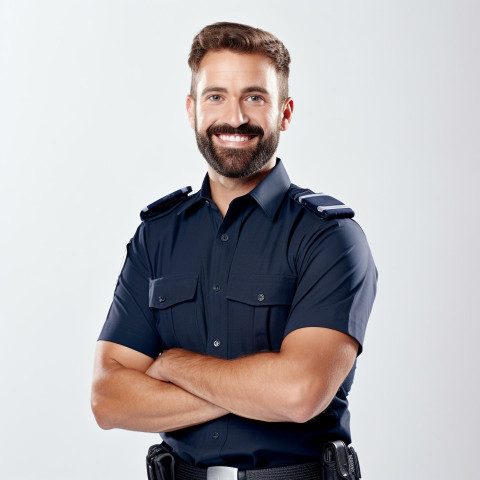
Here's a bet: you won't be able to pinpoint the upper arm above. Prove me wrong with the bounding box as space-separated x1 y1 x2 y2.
91 341 156 429
94 340 155 376
284 219 377 355
98 223 162 358
280 327 359 419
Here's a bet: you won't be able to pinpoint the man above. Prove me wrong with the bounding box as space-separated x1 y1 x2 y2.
92 22 377 480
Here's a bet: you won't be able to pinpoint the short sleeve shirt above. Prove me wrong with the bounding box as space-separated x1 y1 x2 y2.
98 159 378 468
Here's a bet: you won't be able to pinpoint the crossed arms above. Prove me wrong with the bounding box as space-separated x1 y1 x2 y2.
91 326 358 433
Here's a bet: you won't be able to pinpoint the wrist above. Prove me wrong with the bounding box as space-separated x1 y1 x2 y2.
157 348 184 382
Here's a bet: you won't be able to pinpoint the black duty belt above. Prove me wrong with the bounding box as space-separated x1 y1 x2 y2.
176 456 322 480
147 441 361 480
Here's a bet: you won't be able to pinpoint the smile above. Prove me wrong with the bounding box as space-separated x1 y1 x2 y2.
214 134 258 145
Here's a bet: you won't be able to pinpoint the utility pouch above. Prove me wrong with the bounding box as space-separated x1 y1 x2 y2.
146 443 175 480
322 440 361 480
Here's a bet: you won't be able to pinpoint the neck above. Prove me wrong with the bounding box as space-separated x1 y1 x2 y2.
207 157 276 217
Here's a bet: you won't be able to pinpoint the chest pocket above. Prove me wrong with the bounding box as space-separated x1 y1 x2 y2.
226 275 297 354
149 273 203 351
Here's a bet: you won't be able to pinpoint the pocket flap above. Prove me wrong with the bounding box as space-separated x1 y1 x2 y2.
149 273 198 309
226 275 296 306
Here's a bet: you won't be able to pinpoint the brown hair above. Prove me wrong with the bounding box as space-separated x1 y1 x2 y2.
188 22 291 103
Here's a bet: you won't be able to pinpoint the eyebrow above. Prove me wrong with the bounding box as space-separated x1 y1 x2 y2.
200 86 271 97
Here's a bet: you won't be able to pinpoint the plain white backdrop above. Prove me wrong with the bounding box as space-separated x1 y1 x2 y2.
1 1 478 479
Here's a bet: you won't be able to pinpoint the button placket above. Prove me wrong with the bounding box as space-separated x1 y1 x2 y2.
208 212 242 359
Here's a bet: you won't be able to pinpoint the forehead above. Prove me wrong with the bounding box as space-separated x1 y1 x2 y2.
196 50 279 94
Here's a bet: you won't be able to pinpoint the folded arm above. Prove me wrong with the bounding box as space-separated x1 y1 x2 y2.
91 340 228 433
147 327 358 423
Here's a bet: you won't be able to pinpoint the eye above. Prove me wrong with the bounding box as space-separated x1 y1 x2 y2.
208 95 222 102
246 95 263 103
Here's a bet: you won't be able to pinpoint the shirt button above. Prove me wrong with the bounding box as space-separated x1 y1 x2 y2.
213 284 221 292
212 432 220 439
257 293 265 302
205 200 210 206
221 234 229 242
213 339 221 348
158 296 166 303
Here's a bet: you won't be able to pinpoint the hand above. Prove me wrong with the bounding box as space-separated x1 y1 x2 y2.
145 349 184 382
145 352 168 382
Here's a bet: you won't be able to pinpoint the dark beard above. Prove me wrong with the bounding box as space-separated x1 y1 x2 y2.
195 121 280 178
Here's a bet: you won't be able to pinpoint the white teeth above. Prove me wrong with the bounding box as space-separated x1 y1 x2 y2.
218 135 251 142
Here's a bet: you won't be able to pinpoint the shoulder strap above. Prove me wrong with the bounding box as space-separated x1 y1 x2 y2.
292 188 355 219
140 186 192 221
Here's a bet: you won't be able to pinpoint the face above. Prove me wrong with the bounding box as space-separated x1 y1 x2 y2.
187 50 293 179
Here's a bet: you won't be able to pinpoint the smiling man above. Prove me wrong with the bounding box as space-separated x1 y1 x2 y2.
92 22 377 480
192 50 286 183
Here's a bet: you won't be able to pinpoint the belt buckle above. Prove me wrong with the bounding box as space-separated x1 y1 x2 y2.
207 465 239 480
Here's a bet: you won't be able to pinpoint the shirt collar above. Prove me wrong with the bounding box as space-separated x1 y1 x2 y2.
248 158 291 220
177 158 291 220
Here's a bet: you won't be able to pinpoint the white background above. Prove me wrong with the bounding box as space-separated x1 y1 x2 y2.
1 1 478 479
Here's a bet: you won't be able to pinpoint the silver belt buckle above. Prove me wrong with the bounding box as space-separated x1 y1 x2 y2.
207 465 239 480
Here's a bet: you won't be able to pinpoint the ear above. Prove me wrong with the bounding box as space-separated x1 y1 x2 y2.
186 95 195 129
280 97 294 131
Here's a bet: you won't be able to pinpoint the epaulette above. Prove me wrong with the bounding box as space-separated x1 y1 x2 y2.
292 189 355 219
140 186 192 221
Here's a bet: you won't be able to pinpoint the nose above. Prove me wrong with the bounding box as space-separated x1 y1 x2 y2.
224 100 249 128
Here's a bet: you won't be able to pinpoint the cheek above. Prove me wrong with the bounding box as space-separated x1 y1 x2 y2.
195 107 216 132
261 109 281 131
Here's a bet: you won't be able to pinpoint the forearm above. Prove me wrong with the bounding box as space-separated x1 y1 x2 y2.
91 362 228 433
155 350 315 423
147 329 357 424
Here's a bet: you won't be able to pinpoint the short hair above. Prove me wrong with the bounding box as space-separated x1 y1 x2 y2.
188 22 291 103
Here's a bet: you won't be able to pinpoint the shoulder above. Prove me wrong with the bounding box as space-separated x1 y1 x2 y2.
286 187 375 274
285 185 371 256
140 186 193 222
288 185 355 221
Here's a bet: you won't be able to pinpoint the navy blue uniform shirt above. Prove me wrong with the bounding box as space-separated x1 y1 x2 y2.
99 159 377 468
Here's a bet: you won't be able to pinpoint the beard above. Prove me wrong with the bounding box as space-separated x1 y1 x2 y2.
195 119 281 179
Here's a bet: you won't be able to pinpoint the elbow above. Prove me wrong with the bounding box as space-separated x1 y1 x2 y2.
286 403 318 424
91 391 115 430
284 381 331 424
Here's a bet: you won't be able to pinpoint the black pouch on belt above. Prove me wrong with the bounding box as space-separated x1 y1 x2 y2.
146 443 175 480
322 440 361 480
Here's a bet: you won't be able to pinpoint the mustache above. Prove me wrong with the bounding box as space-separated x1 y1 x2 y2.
206 123 264 136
